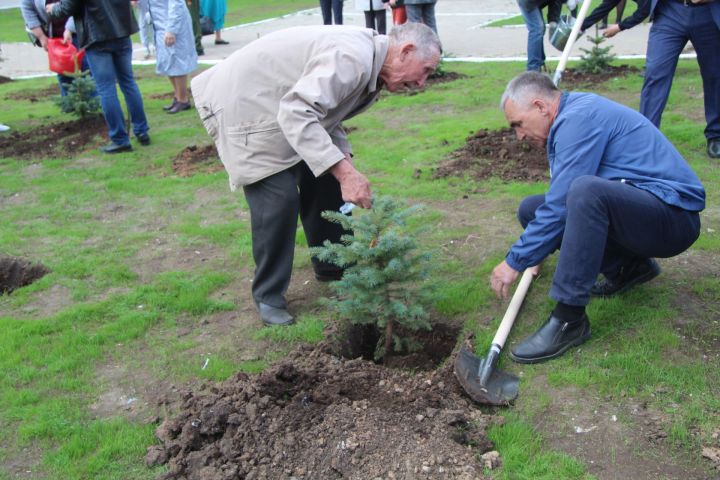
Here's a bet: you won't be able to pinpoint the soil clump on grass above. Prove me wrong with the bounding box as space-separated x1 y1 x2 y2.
4 84 59 102
0 75 12 84
434 128 548 183
0 255 50 294
148 338 500 480
172 144 223 177
0 116 106 159
560 64 641 88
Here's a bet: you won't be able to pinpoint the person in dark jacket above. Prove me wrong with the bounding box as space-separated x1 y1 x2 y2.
491 72 705 363
48 0 150 154
580 0 649 37
640 0 720 159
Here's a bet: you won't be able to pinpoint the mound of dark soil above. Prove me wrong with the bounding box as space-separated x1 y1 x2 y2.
0 256 50 294
148 344 501 480
560 64 640 88
0 116 106 159
0 75 12 84
434 128 548 183
426 71 466 87
4 85 59 102
172 144 223 177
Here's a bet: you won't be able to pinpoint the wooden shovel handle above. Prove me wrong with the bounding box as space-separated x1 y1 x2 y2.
491 268 536 348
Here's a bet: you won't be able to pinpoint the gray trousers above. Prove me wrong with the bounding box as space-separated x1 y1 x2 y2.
243 162 348 308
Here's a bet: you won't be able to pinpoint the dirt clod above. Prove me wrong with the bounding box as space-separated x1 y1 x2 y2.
172 144 223 177
0 255 50 294
151 345 498 480
434 128 548 183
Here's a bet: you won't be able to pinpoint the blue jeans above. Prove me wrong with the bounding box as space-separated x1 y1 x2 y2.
640 0 720 140
518 176 700 306
85 37 149 146
406 3 438 34
517 1 546 71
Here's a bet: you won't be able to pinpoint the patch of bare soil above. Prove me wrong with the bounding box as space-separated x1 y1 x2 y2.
0 75 12 84
528 380 716 480
560 65 641 89
0 116 107 159
434 128 548 183
4 84 59 102
0 255 49 294
173 144 223 177
426 71 466 87
148 343 502 480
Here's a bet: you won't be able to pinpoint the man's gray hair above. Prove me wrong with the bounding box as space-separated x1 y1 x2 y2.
388 22 442 59
500 71 559 110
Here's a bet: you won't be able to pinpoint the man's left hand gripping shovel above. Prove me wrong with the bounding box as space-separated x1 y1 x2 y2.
454 268 536 406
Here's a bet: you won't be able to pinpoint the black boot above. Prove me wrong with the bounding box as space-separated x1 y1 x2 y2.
509 314 591 364
591 258 660 297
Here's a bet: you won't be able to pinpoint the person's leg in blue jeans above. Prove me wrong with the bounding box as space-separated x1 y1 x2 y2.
332 0 343 24
518 1 545 71
112 37 149 139
420 3 438 34
86 42 131 147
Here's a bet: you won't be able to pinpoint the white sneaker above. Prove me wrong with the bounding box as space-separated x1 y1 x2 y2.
0 124 10 132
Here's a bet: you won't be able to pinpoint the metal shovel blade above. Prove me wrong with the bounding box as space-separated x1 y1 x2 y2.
454 346 519 406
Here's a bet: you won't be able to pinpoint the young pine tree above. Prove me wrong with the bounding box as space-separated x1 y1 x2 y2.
55 71 101 118
578 26 616 75
312 196 432 362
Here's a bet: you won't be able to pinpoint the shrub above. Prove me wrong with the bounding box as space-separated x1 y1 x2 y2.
54 72 101 119
578 26 616 75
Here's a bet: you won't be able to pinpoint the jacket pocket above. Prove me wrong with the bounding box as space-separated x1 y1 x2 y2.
226 120 283 146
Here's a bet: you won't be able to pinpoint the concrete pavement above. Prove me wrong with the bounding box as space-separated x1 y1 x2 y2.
0 0 666 80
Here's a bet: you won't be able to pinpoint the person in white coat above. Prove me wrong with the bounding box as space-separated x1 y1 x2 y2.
355 0 388 33
141 0 198 113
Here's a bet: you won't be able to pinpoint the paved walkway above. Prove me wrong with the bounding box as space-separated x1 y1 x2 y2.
0 0 667 79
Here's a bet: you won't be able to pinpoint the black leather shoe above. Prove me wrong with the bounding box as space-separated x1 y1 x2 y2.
100 143 132 154
167 101 191 114
257 302 294 326
162 98 177 111
509 314 591 364
708 138 720 159
591 258 660 297
137 133 151 146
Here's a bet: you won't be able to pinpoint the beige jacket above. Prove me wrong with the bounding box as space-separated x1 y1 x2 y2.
191 26 389 190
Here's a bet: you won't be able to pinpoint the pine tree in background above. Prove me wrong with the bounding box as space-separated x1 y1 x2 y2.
312 196 433 362
578 26 616 75
54 71 101 118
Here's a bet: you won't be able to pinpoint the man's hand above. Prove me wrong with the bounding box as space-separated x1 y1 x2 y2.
62 29 72 44
165 32 176 47
490 260 519 300
602 24 621 38
330 157 372 209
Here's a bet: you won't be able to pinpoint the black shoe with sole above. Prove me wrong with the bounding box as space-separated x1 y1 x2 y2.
257 302 294 326
509 314 591 364
591 258 661 298
100 143 132 154
163 98 177 111
137 133 151 146
708 138 720 159
167 101 191 114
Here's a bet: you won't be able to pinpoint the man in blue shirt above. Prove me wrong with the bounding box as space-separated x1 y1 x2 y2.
490 72 705 363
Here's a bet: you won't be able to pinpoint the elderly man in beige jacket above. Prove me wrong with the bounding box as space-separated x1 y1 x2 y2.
191 23 441 326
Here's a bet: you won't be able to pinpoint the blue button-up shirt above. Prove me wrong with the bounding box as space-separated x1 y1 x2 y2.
505 92 706 272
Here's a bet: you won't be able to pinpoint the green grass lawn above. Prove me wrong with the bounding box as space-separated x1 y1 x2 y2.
0 56 718 480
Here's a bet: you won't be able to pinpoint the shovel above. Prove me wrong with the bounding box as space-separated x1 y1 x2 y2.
454 268 536 405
